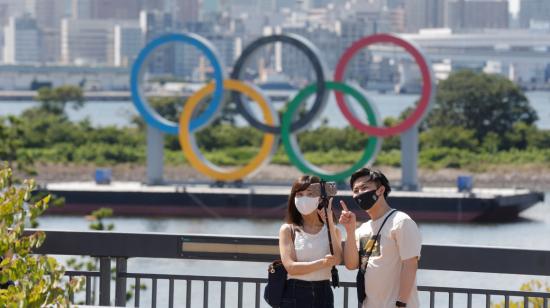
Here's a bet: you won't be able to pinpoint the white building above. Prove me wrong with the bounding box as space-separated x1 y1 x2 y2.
3 15 41 64
30 0 67 63
61 18 115 65
114 22 143 67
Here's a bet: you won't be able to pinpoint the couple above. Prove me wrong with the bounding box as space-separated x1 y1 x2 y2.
278 168 422 308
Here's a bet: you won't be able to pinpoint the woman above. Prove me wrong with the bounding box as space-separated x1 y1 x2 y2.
278 175 343 308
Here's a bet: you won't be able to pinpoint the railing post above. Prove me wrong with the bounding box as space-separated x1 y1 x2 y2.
99 257 111 306
115 257 128 306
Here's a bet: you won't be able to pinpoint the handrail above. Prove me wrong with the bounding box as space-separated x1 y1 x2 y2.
30 229 550 276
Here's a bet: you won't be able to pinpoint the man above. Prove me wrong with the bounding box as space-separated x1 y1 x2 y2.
339 168 422 308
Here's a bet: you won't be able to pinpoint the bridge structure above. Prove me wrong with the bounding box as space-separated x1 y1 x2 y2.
370 29 550 91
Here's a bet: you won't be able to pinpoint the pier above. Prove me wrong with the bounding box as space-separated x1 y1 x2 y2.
41 181 545 222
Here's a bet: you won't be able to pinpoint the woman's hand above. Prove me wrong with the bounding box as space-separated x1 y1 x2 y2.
321 254 339 268
317 197 334 224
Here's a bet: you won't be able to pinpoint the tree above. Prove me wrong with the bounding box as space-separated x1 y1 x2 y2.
0 117 35 177
35 85 84 115
0 166 83 306
427 70 538 141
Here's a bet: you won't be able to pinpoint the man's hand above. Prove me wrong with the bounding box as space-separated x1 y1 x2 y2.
338 200 356 232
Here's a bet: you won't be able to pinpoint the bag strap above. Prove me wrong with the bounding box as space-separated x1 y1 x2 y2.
320 180 339 288
289 224 295 242
320 181 335 256
360 209 398 272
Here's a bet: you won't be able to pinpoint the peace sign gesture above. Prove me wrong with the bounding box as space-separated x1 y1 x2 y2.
338 200 357 232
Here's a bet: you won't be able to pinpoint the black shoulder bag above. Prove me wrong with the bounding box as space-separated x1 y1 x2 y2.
319 180 339 288
264 224 295 307
356 209 398 304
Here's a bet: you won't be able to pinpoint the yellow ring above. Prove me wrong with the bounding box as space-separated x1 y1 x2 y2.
179 79 277 181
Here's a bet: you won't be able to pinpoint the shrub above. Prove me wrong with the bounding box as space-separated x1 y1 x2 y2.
0 166 83 306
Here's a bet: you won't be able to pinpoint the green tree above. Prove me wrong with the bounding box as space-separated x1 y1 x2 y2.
0 166 83 307
35 85 84 115
420 126 479 152
428 70 538 141
0 117 35 176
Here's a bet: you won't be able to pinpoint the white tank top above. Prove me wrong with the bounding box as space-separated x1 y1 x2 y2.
287 224 331 281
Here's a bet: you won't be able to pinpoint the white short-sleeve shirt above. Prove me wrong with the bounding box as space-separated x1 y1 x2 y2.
355 210 422 308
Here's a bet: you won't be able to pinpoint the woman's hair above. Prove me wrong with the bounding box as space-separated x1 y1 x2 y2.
285 175 321 226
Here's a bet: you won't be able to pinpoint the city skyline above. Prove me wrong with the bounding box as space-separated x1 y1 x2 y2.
0 0 549 92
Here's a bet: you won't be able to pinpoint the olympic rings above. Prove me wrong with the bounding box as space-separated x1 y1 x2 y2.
334 33 434 137
281 82 381 181
230 33 329 134
131 33 225 135
131 32 434 182
178 79 279 181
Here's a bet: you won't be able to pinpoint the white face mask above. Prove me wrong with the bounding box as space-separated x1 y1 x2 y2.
294 196 319 215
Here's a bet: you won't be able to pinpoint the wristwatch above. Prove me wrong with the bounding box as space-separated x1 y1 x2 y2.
396 301 407 307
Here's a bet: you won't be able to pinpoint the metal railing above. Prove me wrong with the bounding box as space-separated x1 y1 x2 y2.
31 230 550 307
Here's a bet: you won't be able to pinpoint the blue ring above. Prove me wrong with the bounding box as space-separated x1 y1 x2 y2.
130 33 225 135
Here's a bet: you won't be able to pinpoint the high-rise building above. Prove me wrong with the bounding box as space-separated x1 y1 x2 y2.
311 0 331 8
93 0 141 19
277 0 297 10
42 28 61 63
3 15 41 64
71 0 140 20
386 0 405 9
404 0 445 33
114 22 143 66
447 0 509 30
140 10 175 75
61 18 115 65
0 1 27 26
33 0 67 29
26 0 68 63
202 0 221 16
71 0 94 19
141 0 165 11
174 0 200 26
519 0 550 28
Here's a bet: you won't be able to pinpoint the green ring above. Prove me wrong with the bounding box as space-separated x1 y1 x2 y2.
281 81 381 182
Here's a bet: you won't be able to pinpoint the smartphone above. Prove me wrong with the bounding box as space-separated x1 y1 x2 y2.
309 182 337 198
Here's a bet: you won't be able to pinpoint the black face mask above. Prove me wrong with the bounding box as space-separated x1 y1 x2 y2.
353 189 379 211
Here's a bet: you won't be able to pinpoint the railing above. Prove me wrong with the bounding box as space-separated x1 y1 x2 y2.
31 230 550 307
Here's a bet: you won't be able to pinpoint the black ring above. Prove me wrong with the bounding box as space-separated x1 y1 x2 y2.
230 33 328 134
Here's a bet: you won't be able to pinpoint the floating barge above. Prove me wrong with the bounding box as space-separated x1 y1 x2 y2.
39 182 545 222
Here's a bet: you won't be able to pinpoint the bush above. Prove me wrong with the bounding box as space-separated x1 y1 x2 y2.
419 147 476 169
420 126 479 152
0 166 83 306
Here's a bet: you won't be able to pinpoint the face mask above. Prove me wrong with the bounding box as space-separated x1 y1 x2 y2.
294 196 319 215
353 189 379 211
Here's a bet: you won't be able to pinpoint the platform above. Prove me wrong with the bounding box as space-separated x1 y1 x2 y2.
39 181 545 222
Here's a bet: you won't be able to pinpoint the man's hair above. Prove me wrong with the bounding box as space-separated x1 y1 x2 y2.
349 168 391 198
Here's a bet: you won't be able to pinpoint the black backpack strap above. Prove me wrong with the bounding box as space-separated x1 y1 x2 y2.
360 209 398 272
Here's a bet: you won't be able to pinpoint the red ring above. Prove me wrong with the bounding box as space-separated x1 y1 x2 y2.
334 33 433 137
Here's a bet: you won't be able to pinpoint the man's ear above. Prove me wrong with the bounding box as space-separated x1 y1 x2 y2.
376 185 385 197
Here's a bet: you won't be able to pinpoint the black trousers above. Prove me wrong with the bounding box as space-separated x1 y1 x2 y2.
280 279 334 308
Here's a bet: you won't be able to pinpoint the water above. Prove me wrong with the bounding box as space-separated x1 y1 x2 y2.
1 91 549 129
36 193 550 307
